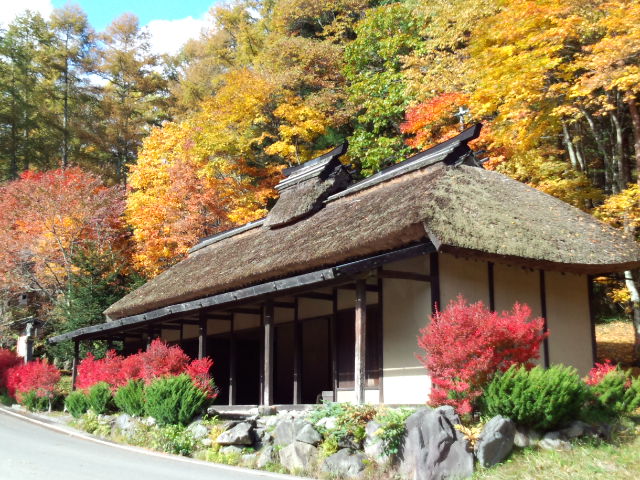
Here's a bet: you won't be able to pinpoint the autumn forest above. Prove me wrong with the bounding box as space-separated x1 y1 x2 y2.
1 0 639 361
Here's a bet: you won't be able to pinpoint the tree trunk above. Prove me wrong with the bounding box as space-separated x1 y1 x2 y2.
580 107 612 191
628 97 640 185
611 110 629 190
562 122 579 170
624 270 640 362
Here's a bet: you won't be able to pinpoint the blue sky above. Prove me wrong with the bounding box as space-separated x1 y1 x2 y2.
2 0 221 54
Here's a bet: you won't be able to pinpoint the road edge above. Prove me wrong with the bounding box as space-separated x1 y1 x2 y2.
0 405 308 480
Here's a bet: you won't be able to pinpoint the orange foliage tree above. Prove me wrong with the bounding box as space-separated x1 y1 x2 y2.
0 168 125 302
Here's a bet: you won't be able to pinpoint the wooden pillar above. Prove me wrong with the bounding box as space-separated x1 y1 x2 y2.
263 300 274 406
377 268 384 404
330 288 338 401
293 297 302 404
354 279 367 404
229 314 236 406
540 270 550 368
198 311 208 359
587 275 597 365
488 262 495 311
71 340 79 391
429 253 441 315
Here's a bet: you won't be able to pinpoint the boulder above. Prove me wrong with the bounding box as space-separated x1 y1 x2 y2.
220 445 243 456
216 422 253 446
400 406 474 480
364 420 387 464
513 426 540 448
114 414 138 435
296 423 322 446
187 420 210 440
316 416 338 431
256 445 277 468
273 419 296 446
474 416 516 467
322 448 367 478
142 416 156 427
539 431 571 451
279 441 318 473
258 405 277 416
559 420 589 439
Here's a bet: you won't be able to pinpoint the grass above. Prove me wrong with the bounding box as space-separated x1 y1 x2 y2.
474 427 640 480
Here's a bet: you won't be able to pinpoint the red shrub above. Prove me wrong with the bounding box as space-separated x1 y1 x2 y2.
5 359 61 402
585 359 617 386
417 296 547 415
0 348 22 390
75 340 216 397
186 357 217 399
76 350 124 391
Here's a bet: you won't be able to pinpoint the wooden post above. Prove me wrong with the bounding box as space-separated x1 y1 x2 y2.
429 253 440 315
263 300 274 406
293 297 302 404
587 275 597 366
354 279 367 404
488 262 495 311
71 340 79 391
198 311 208 359
331 288 338 401
540 270 550 368
229 314 236 406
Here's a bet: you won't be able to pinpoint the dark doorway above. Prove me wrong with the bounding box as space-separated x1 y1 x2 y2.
274 324 294 405
208 336 230 405
301 317 331 403
234 329 261 405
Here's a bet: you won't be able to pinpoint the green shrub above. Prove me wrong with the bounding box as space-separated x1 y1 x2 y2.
65 391 89 418
20 390 51 412
482 364 587 431
144 374 208 425
114 379 145 416
149 424 198 456
375 408 415 457
87 382 114 415
585 370 640 422
0 391 13 406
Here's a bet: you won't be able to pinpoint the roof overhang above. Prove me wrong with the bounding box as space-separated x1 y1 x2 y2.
49 242 436 344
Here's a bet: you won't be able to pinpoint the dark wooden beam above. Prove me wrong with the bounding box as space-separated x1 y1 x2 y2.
430 253 441 315
540 270 550 368
229 307 262 315
229 315 236 406
337 284 379 292
354 279 367 404
293 297 302 404
263 300 274 406
378 270 432 282
71 340 79 391
587 275 597 365
488 262 495 311
274 301 296 309
297 292 333 301
331 288 338 401
377 268 384 404
158 325 182 331
198 311 208 359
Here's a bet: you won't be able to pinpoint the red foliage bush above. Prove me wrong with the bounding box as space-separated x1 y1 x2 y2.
76 339 216 398
585 359 617 386
0 348 22 391
5 359 61 402
417 296 547 415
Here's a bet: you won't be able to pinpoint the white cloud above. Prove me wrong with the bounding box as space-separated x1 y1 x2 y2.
0 0 54 26
145 15 211 56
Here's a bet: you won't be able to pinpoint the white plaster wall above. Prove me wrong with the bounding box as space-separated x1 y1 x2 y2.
299 297 332 319
207 319 231 335
161 329 180 342
545 271 593 376
336 389 380 404
274 306 295 324
439 253 489 308
337 287 378 310
183 324 199 339
382 258 432 405
235 313 261 330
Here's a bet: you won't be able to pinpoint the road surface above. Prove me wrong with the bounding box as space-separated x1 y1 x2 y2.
0 408 295 480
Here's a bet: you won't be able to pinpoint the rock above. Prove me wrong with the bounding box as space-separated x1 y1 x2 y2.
316 416 337 431
322 448 367 478
258 406 277 416
142 416 156 427
256 445 277 468
513 427 540 448
220 445 243 456
273 419 295 446
539 431 572 451
114 413 138 434
241 453 258 466
364 420 387 464
475 416 516 467
296 423 322 446
278 441 318 473
207 407 220 417
187 420 210 440
400 406 474 480
560 421 589 439
201 438 212 447
216 422 254 446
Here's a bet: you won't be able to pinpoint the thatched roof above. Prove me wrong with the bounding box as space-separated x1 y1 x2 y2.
104 127 640 320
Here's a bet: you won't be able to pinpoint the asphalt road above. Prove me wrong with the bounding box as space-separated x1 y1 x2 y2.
0 409 295 480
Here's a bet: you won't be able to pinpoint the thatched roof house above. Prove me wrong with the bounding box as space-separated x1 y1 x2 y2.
52 125 640 406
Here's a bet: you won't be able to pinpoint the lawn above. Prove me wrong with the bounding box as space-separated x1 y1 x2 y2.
474 428 640 480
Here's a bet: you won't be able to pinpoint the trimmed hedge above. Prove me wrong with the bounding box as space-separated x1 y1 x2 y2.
65 390 89 418
114 380 145 417
144 375 208 426
87 382 114 415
